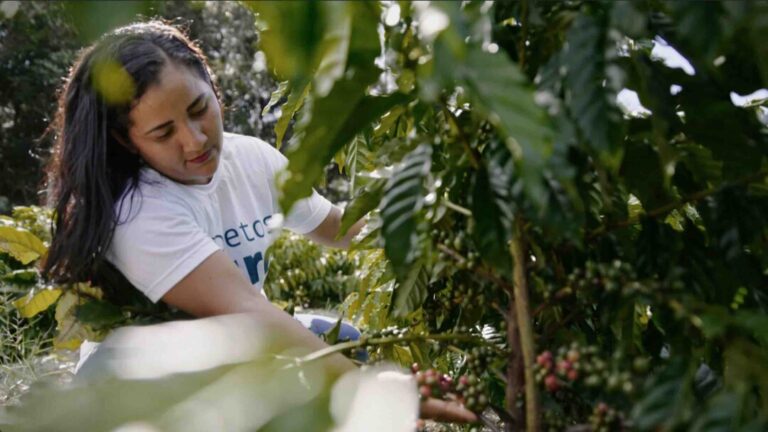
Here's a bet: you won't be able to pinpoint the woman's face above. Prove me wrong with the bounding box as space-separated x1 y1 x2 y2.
124 63 223 185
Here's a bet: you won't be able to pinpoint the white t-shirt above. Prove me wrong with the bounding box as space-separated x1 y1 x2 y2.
107 132 333 302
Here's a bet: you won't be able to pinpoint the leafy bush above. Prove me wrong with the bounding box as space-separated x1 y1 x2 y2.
249 1 768 430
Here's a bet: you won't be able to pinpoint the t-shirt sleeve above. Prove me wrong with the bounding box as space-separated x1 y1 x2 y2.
107 196 221 303
249 138 333 235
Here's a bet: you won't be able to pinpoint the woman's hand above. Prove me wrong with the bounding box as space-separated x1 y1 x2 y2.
420 397 478 423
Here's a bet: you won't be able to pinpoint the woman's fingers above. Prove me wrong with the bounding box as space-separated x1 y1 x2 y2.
419 398 478 423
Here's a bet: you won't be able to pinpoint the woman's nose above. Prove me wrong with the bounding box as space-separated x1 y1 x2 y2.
179 121 206 153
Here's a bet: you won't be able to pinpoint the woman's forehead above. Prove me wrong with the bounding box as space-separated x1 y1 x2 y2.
130 64 211 123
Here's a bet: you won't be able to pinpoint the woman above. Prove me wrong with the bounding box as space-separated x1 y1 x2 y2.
42 21 475 424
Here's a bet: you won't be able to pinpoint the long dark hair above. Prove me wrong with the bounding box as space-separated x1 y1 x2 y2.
43 21 219 285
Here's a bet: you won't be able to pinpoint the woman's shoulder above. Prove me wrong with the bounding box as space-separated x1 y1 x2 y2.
222 132 286 173
223 132 275 155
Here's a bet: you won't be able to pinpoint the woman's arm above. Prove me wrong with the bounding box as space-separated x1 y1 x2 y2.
160 249 356 376
163 241 476 423
304 206 365 249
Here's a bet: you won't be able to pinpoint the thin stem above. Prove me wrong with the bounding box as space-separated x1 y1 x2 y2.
505 264 523 431
293 333 496 366
510 220 539 432
443 199 472 217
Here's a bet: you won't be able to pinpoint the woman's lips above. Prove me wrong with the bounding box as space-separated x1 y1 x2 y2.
188 149 211 164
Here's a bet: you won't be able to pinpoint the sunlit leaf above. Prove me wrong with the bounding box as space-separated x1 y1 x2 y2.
245 1 324 83
275 80 311 148
91 59 135 105
312 2 351 98
0 225 47 264
279 90 411 215
262 80 289 116
13 288 62 318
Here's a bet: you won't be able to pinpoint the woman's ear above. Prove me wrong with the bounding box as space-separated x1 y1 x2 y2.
110 129 137 154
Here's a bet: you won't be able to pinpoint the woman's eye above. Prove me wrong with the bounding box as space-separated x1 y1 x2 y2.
191 104 208 117
156 130 173 141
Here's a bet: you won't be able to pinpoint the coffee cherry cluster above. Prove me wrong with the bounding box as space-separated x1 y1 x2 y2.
534 343 635 396
432 227 482 271
541 409 570 432
366 325 408 339
411 363 489 413
464 345 495 371
357 327 411 363
589 402 626 432
567 260 636 294
455 373 489 412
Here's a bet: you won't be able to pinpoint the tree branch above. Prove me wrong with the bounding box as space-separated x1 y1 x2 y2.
510 219 540 432
292 332 499 366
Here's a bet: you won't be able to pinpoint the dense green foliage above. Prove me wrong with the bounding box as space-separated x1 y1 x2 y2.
252 1 768 430
2 1 768 431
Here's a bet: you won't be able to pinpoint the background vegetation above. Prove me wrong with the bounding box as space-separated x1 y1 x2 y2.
1 1 768 432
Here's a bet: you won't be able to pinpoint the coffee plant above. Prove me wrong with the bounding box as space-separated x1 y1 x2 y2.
3 1 768 431
247 1 768 430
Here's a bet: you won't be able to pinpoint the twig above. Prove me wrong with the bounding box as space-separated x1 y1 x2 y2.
510 220 540 432
292 333 497 366
443 199 472 217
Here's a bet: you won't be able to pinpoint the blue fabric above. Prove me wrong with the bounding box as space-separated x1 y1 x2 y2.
294 312 367 362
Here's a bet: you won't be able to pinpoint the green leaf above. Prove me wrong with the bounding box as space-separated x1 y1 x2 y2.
675 142 723 186
669 0 725 64
245 1 324 83
472 143 514 273
279 90 412 215
324 317 343 345
631 361 690 431
391 264 429 317
0 225 47 264
274 80 311 148
563 12 624 168
459 45 554 206
2 268 38 285
312 2 351 97
262 80 289 117
381 144 431 281
620 139 669 209
13 288 62 318
75 300 125 330
676 77 765 179
336 179 387 240
63 1 151 43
